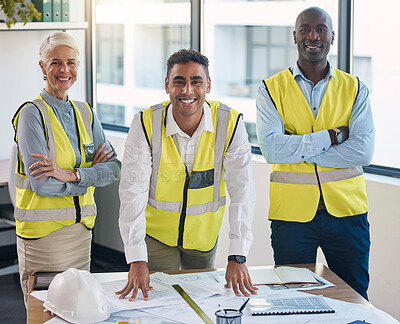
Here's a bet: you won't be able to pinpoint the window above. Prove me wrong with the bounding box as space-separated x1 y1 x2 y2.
133 25 190 89
97 104 125 126
354 0 399 169
213 25 297 99
96 24 124 85
95 0 190 127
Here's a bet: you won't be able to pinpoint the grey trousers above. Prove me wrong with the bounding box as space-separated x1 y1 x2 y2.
145 235 217 271
17 223 92 307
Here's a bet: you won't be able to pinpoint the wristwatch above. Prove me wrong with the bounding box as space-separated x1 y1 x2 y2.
332 128 345 145
74 169 81 183
228 255 246 264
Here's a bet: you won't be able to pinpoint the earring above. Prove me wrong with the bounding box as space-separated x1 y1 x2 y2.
43 75 47 81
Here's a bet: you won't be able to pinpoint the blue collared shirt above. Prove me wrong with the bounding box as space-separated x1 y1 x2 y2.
256 62 375 168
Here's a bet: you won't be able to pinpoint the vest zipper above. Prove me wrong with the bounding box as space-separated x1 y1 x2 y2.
74 196 81 223
177 167 190 247
314 164 324 207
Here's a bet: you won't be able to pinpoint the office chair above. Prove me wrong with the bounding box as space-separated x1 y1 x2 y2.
0 143 18 276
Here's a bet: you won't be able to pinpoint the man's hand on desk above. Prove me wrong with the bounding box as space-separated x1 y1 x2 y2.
225 261 258 297
115 261 153 301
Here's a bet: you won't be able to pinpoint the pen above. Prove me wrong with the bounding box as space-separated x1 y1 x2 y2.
238 297 250 312
218 303 226 314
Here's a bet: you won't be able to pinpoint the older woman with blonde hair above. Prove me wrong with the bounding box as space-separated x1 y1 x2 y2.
12 31 121 305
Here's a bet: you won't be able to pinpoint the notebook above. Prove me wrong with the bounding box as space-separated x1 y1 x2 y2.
250 266 318 285
249 295 335 316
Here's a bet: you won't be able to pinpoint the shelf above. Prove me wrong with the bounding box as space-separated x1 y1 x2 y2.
0 21 88 31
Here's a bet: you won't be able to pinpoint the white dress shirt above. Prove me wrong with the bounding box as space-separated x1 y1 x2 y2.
119 102 255 263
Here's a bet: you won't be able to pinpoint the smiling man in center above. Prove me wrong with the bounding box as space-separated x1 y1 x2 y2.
117 49 257 301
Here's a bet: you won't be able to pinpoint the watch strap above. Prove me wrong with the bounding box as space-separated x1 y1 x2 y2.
228 255 246 264
74 169 81 183
332 128 341 144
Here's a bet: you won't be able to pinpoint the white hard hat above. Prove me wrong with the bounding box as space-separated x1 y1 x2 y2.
43 268 110 323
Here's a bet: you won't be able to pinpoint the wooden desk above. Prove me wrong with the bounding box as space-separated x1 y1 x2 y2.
27 263 372 323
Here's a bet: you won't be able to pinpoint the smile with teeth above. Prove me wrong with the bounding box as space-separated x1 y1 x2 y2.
179 98 196 104
57 77 71 81
306 44 321 50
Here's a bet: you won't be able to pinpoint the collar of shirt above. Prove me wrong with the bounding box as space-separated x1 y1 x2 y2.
165 102 214 139
290 62 336 118
291 61 335 84
41 89 72 113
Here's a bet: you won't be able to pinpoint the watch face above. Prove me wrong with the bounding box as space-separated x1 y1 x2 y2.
229 255 246 264
336 131 345 144
236 256 246 263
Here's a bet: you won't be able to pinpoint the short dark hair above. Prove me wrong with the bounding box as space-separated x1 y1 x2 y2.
166 49 209 78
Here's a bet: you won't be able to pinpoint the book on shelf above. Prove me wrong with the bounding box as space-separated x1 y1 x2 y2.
62 0 70 22
249 295 335 316
43 0 52 22
52 0 61 22
250 266 318 286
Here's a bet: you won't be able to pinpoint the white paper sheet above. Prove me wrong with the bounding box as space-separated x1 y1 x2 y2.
100 271 218 313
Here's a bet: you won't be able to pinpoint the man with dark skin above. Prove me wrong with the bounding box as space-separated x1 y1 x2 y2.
256 7 374 299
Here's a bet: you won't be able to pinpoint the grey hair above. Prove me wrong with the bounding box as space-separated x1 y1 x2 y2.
39 32 80 63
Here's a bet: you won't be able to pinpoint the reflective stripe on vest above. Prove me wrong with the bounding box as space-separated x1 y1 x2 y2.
15 205 96 221
12 96 97 238
270 166 364 185
141 101 240 251
264 68 368 221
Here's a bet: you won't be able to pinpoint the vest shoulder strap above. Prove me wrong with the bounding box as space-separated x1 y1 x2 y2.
71 100 94 129
12 99 48 145
70 100 94 143
140 103 166 149
263 68 292 110
140 111 151 148
215 102 242 151
12 99 50 176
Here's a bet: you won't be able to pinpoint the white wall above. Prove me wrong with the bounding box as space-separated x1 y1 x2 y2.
96 133 400 320
365 175 400 320
0 30 50 159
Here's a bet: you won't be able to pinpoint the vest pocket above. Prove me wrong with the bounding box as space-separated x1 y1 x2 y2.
189 169 214 189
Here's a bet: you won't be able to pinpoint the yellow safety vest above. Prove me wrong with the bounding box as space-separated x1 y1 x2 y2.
12 95 97 239
264 68 368 222
141 101 241 251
